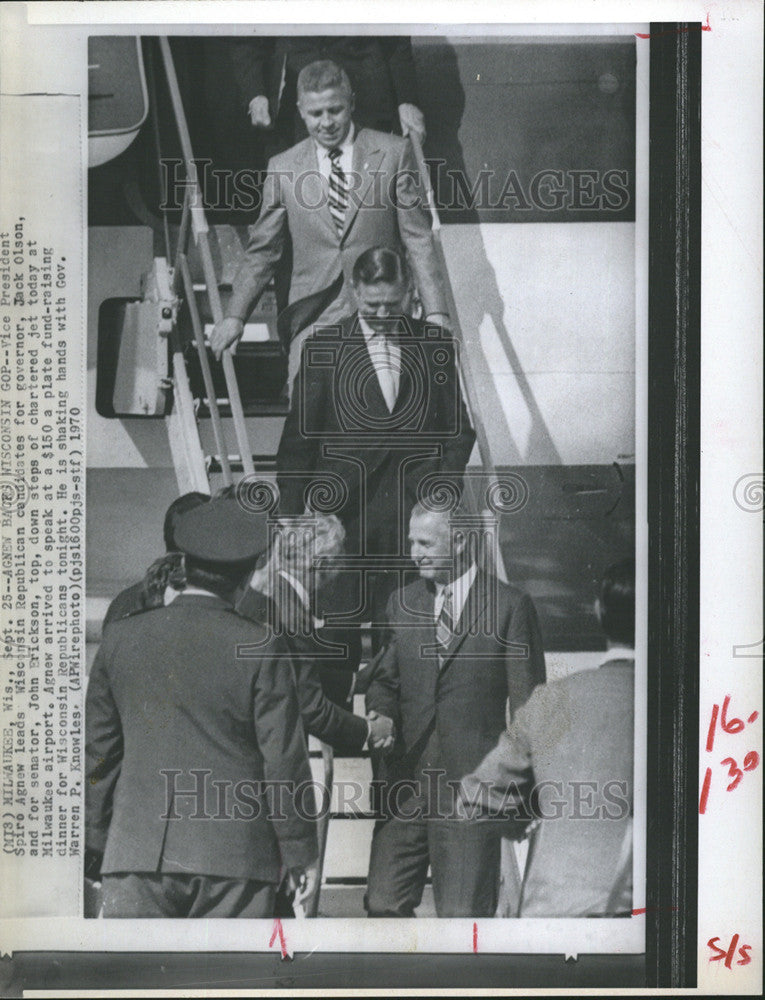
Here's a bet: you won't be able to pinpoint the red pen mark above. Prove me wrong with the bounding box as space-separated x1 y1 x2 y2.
721 751 760 791
631 906 678 915
706 695 756 753
269 918 288 959
473 922 478 953
636 13 711 39
699 766 713 814
706 702 719 752
708 934 752 968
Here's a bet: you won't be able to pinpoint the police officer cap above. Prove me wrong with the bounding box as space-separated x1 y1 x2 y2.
173 495 268 563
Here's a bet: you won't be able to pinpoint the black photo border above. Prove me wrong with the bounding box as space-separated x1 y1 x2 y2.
2 21 701 995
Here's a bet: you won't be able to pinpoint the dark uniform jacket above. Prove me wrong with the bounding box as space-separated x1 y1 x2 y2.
86 592 317 882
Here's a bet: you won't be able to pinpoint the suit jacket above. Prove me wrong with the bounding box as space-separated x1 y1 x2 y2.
276 314 476 555
86 593 317 881
230 37 420 132
461 657 635 917
366 572 546 796
226 128 447 326
236 575 368 751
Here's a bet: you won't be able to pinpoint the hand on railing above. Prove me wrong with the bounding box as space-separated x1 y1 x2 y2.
424 311 451 331
248 95 272 128
210 317 243 360
398 102 426 145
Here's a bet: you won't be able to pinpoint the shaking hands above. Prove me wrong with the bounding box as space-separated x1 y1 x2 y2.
366 710 395 750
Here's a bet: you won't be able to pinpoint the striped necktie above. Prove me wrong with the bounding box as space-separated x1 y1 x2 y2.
328 146 348 235
435 586 454 663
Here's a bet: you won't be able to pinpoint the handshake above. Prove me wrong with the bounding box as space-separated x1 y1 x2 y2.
366 710 395 750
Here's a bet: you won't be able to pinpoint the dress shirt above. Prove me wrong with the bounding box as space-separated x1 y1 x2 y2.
433 562 478 627
279 570 324 628
359 315 401 410
177 586 217 599
314 123 356 183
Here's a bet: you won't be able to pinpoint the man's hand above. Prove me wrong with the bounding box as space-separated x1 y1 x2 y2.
367 710 395 749
289 862 319 912
424 312 451 331
210 317 244 360
398 103 426 145
248 95 272 128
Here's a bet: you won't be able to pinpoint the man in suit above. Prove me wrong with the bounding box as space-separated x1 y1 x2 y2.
459 558 635 917
211 59 448 387
364 502 546 917
275 246 475 630
229 36 426 147
85 495 318 918
235 512 394 753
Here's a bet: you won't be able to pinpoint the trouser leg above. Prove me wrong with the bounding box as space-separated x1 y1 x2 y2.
365 812 430 917
428 819 502 917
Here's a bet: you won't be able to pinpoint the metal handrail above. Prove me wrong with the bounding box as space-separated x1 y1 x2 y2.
158 37 255 477
178 253 233 485
408 133 508 580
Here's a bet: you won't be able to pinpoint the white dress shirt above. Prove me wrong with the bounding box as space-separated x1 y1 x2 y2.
279 569 324 628
359 315 401 410
314 123 356 183
433 562 478 625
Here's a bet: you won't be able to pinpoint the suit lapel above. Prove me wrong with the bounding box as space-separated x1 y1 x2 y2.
342 317 398 421
276 574 313 637
294 139 338 241
436 572 491 676
343 130 383 239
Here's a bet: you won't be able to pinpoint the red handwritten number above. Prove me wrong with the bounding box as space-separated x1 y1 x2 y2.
698 767 713 814
721 757 743 792
473 922 478 953
708 935 752 968
720 695 745 736
743 750 760 772
721 752 760 792
706 701 719 752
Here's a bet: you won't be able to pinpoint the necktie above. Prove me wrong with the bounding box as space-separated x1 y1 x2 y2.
328 147 348 235
372 333 399 411
435 586 454 664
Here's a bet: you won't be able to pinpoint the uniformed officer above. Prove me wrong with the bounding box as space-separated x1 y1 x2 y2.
85 495 318 918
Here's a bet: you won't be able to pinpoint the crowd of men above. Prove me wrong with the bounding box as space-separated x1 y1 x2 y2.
85 52 635 919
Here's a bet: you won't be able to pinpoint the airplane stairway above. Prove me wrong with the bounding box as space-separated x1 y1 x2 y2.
93 36 518 917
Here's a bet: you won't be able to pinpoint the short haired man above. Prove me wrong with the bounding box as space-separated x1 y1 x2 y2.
459 557 636 917
276 246 475 631
211 59 448 388
363 502 546 917
85 495 318 918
